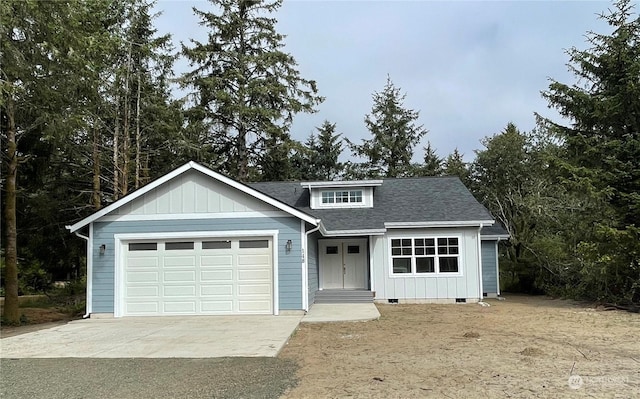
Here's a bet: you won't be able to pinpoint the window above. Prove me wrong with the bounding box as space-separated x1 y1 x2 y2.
347 245 360 254
202 241 231 250
321 190 363 205
390 237 460 275
326 246 338 255
129 243 157 251
239 240 269 249
165 242 194 250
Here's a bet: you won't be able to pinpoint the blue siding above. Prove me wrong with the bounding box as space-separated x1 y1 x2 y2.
481 240 498 295
307 231 320 306
91 217 303 313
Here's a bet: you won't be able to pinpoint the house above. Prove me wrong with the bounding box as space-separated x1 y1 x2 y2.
67 161 508 317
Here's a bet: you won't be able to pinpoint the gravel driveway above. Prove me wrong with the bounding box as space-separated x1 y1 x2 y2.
0 358 298 399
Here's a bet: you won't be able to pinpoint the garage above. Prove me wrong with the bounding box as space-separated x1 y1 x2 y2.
122 237 273 316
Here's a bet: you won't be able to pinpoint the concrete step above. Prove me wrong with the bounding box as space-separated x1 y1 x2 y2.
314 290 374 304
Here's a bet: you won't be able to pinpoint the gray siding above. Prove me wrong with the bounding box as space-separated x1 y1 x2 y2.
91 217 303 313
307 231 320 306
481 240 498 295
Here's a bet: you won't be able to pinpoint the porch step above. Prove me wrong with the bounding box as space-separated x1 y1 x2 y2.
314 289 374 304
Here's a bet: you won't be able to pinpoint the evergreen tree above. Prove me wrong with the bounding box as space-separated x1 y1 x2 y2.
1 0 106 323
306 121 343 180
348 77 427 178
541 0 640 303
181 0 323 181
421 142 443 176
443 148 470 185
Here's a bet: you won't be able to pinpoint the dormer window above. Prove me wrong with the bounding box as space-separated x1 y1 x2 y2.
321 190 363 204
303 180 382 209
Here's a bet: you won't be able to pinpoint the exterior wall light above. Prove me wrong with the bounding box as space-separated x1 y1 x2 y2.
99 244 106 255
286 239 292 252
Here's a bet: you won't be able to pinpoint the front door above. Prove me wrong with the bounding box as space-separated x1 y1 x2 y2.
319 239 367 289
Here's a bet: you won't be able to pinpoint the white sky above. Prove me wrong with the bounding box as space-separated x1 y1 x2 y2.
154 0 623 161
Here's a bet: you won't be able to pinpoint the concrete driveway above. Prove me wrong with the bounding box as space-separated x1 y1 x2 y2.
0 315 302 358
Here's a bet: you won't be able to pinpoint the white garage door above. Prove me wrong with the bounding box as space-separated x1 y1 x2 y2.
123 237 273 316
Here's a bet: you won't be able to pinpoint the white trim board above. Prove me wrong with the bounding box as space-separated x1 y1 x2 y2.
67 161 317 232
385 220 495 229
99 210 290 222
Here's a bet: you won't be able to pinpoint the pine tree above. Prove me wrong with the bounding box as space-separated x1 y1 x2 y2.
181 0 323 181
306 121 343 180
421 142 443 176
443 148 469 185
541 0 640 303
348 76 427 178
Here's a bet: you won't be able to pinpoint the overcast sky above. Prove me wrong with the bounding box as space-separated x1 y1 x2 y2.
154 0 620 162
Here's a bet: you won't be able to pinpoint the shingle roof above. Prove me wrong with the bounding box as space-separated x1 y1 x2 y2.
249 177 496 233
480 223 510 237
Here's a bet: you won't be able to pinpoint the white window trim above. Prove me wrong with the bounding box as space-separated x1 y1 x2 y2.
320 189 364 206
310 187 374 209
387 235 464 277
113 230 279 317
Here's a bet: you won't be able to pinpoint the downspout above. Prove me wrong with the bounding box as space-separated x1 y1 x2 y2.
495 237 502 297
303 221 322 312
71 227 92 319
477 224 484 302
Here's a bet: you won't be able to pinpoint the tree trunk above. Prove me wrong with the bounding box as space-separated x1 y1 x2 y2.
237 125 247 182
3 97 20 324
121 43 132 196
92 124 101 210
135 71 141 189
113 93 120 201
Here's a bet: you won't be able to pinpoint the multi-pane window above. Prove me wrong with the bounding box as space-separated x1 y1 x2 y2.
321 190 363 204
390 237 460 274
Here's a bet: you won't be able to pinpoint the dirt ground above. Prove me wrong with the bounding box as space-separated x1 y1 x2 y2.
279 295 640 399
1 308 75 338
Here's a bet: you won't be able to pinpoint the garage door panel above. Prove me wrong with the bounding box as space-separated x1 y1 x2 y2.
237 254 270 266
201 255 233 267
238 269 271 281
201 270 233 281
163 270 196 282
238 284 271 295
127 258 159 268
123 237 272 316
164 256 196 268
127 286 159 297
128 271 159 283
163 285 196 297
200 284 233 296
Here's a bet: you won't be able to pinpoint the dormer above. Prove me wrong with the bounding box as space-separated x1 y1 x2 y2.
301 180 383 210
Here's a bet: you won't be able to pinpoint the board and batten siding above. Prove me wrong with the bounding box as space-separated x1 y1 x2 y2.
108 169 277 217
481 240 499 296
306 231 320 306
371 228 482 302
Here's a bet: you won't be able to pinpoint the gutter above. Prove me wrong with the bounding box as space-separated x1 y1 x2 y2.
477 223 484 301
69 227 92 319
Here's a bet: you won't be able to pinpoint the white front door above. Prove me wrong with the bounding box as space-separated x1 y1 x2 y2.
319 239 367 289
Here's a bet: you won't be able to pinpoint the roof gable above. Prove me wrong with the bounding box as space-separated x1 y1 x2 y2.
67 162 318 232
